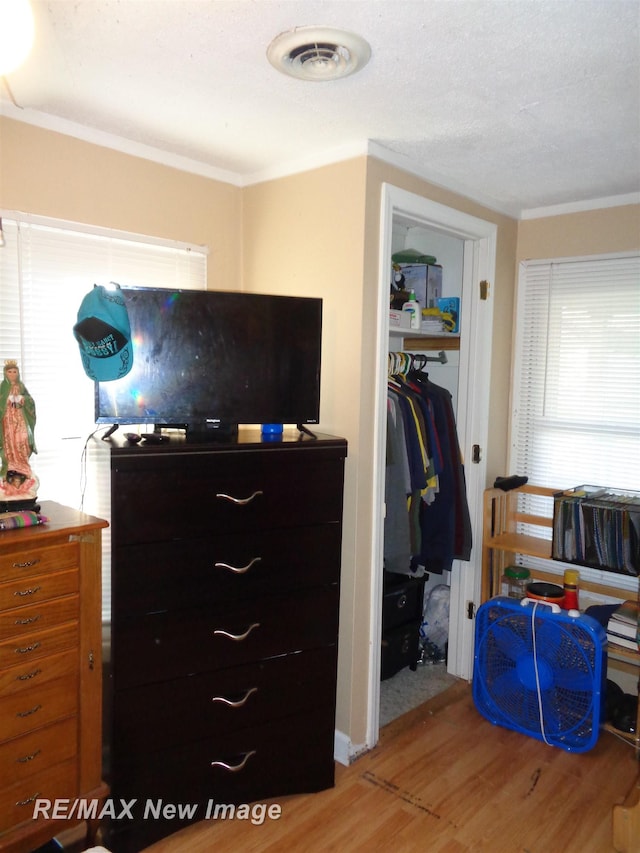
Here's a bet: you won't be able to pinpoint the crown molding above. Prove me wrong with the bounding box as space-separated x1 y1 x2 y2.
2 103 636 219
520 192 640 219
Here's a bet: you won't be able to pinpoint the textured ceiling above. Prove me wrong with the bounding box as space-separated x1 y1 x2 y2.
2 0 639 218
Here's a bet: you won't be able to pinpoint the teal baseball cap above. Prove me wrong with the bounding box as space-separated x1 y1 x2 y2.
73 284 133 381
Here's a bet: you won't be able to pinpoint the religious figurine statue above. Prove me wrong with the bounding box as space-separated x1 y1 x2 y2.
0 359 39 508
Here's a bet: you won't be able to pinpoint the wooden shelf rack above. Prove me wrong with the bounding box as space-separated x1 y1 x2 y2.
482 484 640 756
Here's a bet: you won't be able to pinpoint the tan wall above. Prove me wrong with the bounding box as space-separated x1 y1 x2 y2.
242 156 520 746
517 204 640 261
0 117 242 289
242 160 368 737
241 160 368 433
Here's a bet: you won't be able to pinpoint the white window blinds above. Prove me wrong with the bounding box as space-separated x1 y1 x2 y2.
511 253 640 494
0 215 207 620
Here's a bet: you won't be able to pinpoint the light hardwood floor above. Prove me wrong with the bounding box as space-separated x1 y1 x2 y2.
142 681 639 853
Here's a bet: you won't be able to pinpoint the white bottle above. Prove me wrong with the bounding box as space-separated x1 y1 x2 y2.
402 289 421 330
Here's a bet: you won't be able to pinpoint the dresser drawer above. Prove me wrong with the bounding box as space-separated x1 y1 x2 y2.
113 524 342 614
0 623 78 670
0 757 77 834
0 594 79 641
0 674 78 743
0 715 77 784
0 569 79 613
112 450 345 544
114 585 339 689
0 542 78 583
113 645 337 754
110 707 335 853
0 649 77 698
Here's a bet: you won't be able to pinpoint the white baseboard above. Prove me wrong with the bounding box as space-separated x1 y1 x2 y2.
334 729 370 767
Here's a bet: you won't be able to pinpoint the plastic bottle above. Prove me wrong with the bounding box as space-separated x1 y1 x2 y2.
563 568 580 610
502 565 530 599
402 289 421 330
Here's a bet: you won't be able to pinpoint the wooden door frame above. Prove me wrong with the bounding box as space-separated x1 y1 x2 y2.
367 183 497 746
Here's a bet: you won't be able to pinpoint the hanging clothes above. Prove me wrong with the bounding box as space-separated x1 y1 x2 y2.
384 394 412 574
409 369 472 572
384 353 472 577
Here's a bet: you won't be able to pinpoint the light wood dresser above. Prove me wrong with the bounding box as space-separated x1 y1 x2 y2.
0 502 108 853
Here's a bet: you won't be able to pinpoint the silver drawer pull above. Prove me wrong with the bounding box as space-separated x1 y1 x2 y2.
17 703 42 718
15 614 41 626
17 749 41 763
211 687 258 708
12 559 40 569
15 641 41 655
17 668 42 681
211 750 256 772
213 623 260 642
14 586 42 597
214 557 261 575
215 490 263 505
16 792 41 807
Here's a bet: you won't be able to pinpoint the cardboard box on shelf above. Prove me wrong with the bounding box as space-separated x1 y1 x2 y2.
397 264 442 309
389 309 411 330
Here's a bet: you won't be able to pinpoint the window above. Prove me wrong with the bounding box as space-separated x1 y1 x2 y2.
0 214 207 619
509 253 640 589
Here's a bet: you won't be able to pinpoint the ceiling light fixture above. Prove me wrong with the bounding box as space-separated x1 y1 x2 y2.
267 26 371 82
0 0 34 76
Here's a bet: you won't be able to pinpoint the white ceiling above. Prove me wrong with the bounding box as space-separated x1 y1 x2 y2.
2 0 639 218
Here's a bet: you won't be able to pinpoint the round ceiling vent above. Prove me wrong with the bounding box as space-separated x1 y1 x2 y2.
267 26 371 81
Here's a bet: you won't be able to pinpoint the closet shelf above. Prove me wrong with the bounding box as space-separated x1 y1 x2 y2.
389 329 460 351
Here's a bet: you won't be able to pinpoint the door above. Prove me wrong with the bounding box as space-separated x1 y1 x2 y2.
367 184 497 745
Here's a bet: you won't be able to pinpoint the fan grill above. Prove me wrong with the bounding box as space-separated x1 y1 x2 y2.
473 599 606 752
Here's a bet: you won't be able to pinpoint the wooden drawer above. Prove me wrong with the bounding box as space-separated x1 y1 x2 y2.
0 623 78 670
0 542 78 583
0 716 77 784
0 594 79 641
113 585 339 689
0 569 79 613
0 649 77 698
113 523 342 614
0 503 107 853
0 674 78 743
113 645 337 754
111 450 345 544
0 757 77 834
109 707 335 853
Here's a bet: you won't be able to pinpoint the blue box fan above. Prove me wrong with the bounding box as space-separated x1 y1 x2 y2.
473 596 607 752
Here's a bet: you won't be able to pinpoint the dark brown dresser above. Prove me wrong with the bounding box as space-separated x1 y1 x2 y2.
105 431 347 851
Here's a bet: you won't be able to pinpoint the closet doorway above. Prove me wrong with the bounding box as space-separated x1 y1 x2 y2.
368 184 497 745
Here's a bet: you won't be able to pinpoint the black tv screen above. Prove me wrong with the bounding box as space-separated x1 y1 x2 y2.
95 287 322 434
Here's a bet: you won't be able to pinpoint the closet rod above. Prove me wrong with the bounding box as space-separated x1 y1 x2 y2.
388 350 448 375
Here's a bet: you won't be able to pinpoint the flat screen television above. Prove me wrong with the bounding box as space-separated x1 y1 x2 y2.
94 287 322 438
